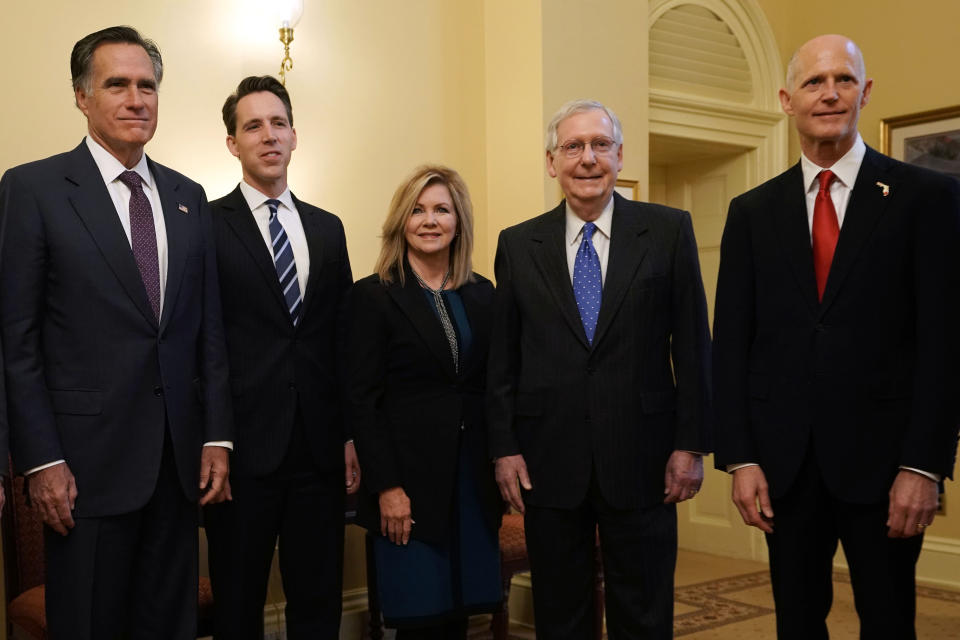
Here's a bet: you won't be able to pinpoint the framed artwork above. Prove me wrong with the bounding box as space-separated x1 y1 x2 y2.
615 178 639 200
880 105 960 179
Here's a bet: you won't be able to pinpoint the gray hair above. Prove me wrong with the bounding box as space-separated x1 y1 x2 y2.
545 99 623 152
71 26 163 95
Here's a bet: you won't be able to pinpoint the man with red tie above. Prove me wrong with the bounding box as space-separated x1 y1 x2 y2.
713 34 960 639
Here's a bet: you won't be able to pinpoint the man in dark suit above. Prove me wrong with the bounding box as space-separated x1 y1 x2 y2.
203 75 358 639
487 100 712 639
713 35 960 639
0 26 233 639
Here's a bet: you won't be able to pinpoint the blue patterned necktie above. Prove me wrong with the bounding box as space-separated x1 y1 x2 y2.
266 199 302 326
573 221 602 344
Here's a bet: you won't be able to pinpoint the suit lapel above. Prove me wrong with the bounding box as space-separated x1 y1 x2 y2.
388 273 458 380
529 203 589 349
592 194 650 349
219 186 289 314
152 159 188 332
774 163 819 313
818 147 893 316
64 143 158 329
293 193 324 324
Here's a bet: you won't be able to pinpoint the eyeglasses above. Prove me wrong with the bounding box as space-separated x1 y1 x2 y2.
556 136 618 158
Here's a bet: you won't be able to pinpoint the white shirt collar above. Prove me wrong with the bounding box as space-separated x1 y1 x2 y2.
85 136 153 191
565 196 614 246
239 180 294 214
800 134 866 193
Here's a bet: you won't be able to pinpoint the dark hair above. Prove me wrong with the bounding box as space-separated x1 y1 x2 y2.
71 26 163 94
222 76 294 136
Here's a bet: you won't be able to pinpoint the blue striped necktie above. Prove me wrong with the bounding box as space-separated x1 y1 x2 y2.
573 221 602 344
266 199 302 326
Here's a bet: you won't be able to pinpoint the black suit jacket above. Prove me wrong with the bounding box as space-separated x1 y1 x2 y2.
0 141 233 517
713 146 960 503
347 271 502 544
487 193 713 510
210 186 352 477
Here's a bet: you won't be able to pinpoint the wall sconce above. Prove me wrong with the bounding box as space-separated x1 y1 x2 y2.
275 0 304 85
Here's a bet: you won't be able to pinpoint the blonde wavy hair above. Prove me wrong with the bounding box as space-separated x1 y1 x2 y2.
375 164 475 288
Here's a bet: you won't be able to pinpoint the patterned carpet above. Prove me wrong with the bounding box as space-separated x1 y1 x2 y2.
463 570 960 638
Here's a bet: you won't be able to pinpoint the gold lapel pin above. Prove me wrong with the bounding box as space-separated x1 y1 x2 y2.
178 203 189 214
875 182 890 197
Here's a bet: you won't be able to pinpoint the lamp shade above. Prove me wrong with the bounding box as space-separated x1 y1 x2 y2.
274 0 304 28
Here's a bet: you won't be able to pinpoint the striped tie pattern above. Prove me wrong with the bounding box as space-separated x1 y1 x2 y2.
266 199 302 325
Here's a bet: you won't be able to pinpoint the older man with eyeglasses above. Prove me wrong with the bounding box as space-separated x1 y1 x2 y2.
487 99 713 639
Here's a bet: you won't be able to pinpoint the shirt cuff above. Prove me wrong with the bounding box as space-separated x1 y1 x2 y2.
899 466 941 483
345 439 354 446
204 441 234 451
726 462 759 473
26 459 66 475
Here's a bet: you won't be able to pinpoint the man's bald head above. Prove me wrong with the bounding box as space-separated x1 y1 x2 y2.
785 35 866 93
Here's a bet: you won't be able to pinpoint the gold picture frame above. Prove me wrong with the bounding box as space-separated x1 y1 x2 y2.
614 178 639 200
880 105 960 181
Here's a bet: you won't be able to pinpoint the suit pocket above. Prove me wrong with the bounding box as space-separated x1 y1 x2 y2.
47 389 102 416
639 389 676 414
514 392 542 417
748 373 769 400
634 274 667 291
869 377 910 400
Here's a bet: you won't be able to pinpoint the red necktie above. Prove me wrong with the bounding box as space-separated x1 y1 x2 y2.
812 170 839 301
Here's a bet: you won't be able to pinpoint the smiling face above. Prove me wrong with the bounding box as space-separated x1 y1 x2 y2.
227 90 297 197
546 109 623 221
779 35 872 162
404 182 458 263
75 42 158 167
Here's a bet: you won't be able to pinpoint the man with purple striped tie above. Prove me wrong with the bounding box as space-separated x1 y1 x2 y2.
204 75 359 639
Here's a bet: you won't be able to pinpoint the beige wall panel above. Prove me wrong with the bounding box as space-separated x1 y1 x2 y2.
481 0 545 278
541 0 649 206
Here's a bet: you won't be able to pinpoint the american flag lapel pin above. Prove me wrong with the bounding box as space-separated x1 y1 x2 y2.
178 203 189 214
875 182 890 197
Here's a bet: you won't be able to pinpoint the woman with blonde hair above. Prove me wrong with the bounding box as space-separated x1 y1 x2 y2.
347 165 502 639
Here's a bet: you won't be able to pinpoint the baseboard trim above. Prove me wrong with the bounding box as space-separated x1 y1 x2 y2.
262 588 371 640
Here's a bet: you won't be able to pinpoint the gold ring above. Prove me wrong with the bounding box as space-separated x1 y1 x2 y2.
917 523 929 529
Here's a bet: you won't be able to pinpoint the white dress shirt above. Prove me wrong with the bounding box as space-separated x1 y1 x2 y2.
799 134 865 239
239 181 310 297
565 196 614 283
728 134 939 483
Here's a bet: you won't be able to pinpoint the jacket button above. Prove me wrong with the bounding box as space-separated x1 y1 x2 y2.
586 366 596 374
153 386 163 397
815 323 825 332
288 382 297 390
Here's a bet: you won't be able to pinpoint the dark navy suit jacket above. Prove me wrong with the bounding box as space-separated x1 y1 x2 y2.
0 141 233 517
